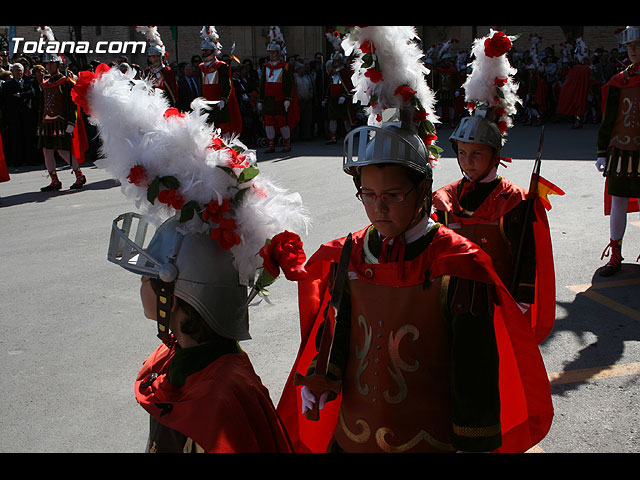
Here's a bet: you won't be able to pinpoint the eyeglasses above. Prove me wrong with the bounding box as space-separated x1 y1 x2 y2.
356 185 416 204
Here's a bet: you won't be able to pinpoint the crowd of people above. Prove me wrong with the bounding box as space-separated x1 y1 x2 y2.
0 30 634 173
425 35 634 129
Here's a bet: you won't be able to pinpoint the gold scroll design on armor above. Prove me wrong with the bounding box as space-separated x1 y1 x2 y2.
343 314 454 452
612 96 640 148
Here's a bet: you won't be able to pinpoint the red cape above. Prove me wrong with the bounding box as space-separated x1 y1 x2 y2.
136 345 293 453
557 64 592 116
276 225 553 453
71 105 89 164
433 178 557 344
0 132 9 183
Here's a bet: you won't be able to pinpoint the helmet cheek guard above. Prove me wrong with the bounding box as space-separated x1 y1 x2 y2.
107 212 250 343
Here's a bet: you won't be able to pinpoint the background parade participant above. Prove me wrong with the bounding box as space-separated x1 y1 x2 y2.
36 26 88 192
136 26 179 108
432 29 562 344
277 26 553 454
73 62 310 453
258 26 298 153
323 30 355 144
198 26 242 136
596 26 640 276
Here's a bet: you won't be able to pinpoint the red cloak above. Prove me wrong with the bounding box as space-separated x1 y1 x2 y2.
276 225 553 453
136 344 293 453
557 64 592 116
0 132 9 183
432 178 557 344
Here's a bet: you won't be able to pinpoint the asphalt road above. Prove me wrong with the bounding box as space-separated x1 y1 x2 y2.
1 121 638 453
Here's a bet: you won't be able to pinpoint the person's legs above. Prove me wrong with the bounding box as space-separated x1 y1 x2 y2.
599 195 628 276
40 148 61 191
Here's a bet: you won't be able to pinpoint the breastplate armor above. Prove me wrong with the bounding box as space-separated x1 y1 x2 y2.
43 84 65 120
334 275 456 453
610 85 640 151
444 213 513 287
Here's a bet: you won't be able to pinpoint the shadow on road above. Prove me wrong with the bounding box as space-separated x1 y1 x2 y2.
545 263 640 394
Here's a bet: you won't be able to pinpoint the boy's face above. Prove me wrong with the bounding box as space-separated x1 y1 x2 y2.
456 141 496 181
628 40 640 65
359 164 422 238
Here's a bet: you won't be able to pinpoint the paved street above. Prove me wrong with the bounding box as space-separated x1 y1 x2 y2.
1 121 638 452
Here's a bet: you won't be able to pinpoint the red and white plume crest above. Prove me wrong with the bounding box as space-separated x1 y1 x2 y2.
135 26 164 48
462 29 521 137
342 26 439 127
201 26 222 50
74 65 309 286
37 26 55 42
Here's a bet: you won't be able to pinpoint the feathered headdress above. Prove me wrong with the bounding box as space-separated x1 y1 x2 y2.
72 65 310 297
341 26 441 161
574 36 589 63
462 29 521 139
200 26 222 54
267 26 286 57
37 26 63 63
326 29 343 54
135 26 166 57
37 25 55 42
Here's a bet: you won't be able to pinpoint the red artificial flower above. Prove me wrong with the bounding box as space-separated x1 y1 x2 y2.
210 218 241 250
494 77 508 87
259 230 307 281
70 63 110 115
466 102 476 111
157 189 185 210
423 133 438 145
497 120 508 134
208 137 226 150
484 31 512 58
202 198 231 224
360 40 375 54
163 108 186 119
364 67 383 83
413 109 428 123
127 165 148 186
394 85 416 102
227 148 249 169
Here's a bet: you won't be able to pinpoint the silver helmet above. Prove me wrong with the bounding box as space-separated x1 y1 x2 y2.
343 109 432 180
621 26 640 45
449 105 503 153
108 212 250 341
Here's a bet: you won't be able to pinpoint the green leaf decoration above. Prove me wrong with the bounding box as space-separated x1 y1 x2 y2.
362 52 373 69
147 177 160 204
256 267 277 291
496 87 505 99
179 200 200 223
160 175 180 190
238 167 259 184
233 187 249 205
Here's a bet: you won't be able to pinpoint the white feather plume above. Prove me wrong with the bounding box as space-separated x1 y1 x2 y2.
342 26 439 128
37 26 55 42
82 66 309 284
462 29 521 135
200 26 222 52
135 26 165 51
